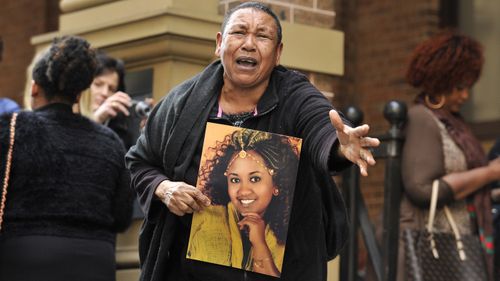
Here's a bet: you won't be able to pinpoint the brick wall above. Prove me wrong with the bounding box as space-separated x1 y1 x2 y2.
0 0 59 106
218 0 339 102
219 0 336 28
337 0 441 216
333 0 443 270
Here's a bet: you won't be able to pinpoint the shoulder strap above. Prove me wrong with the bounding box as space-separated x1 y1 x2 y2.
426 180 440 258
443 206 467 260
0 112 17 231
426 180 440 232
426 179 467 261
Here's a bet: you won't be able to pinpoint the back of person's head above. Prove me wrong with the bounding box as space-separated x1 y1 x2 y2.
221 1 282 45
95 51 126 92
32 36 97 104
406 31 484 97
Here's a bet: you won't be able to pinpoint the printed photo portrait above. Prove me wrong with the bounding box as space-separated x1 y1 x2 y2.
186 122 302 277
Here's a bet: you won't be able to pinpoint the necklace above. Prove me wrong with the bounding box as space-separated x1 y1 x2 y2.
217 104 258 127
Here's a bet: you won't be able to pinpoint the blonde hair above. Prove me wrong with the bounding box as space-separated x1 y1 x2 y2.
76 89 93 118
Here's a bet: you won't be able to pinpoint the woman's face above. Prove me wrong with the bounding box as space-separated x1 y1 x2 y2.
90 71 119 112
225 150 275 217
444 87 470 113
215 8 283 91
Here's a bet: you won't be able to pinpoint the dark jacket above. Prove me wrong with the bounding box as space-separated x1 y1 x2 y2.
0 103 133 243
126 60 349 281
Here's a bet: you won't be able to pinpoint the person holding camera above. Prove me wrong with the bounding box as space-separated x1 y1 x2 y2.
78 51 152 149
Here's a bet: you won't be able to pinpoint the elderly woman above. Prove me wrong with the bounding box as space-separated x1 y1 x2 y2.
399 31 500 281
126 2 379 281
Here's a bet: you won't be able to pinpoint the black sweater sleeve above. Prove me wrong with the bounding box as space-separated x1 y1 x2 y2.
284 73 352 174
125 96 173 222
112 148 134 232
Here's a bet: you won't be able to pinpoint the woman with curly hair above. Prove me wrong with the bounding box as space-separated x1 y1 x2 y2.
187 128 300 277
398 31 500 280
0 36 133 281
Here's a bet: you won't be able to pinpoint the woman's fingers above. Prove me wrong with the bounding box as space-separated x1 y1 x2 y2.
360 136 380 148
330 108 380 177
158 180 210 216
238 213 261 224
192 189 211 207
350 124 370 137
111 101 130 116
240 212 262 219
356 159 368 177
359 148 376 165
329 110 347 142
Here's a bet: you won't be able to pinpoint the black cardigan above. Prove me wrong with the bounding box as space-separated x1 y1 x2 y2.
0 103 133 243
126 60 350 281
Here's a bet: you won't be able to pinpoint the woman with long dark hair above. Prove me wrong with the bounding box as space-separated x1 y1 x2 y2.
188 128 299 277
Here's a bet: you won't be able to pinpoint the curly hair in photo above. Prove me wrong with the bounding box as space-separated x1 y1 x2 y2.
406 31 484 97
199 129 300 244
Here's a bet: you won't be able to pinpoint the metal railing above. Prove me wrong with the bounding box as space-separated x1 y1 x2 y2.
339 101 407 281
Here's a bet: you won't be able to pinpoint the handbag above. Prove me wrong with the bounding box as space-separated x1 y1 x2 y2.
403 180 488 281
0 112 17 232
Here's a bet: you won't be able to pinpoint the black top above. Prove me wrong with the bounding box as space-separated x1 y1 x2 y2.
126 60 351 281
0 103 133 243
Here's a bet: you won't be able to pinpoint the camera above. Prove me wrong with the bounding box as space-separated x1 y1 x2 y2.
131 100 152 118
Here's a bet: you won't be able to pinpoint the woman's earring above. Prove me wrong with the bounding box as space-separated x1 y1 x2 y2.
424 94 446 109
273 188 279 196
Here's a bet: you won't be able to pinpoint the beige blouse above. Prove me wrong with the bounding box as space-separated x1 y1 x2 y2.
400 104 472 234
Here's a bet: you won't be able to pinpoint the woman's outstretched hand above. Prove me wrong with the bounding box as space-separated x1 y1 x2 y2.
329 109 380 176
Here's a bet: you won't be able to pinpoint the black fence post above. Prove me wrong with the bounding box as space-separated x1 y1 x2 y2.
380 101 407 281
339 101 407 281
340 106 363 281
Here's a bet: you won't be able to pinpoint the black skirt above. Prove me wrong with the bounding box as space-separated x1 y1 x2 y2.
0 235 116 281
